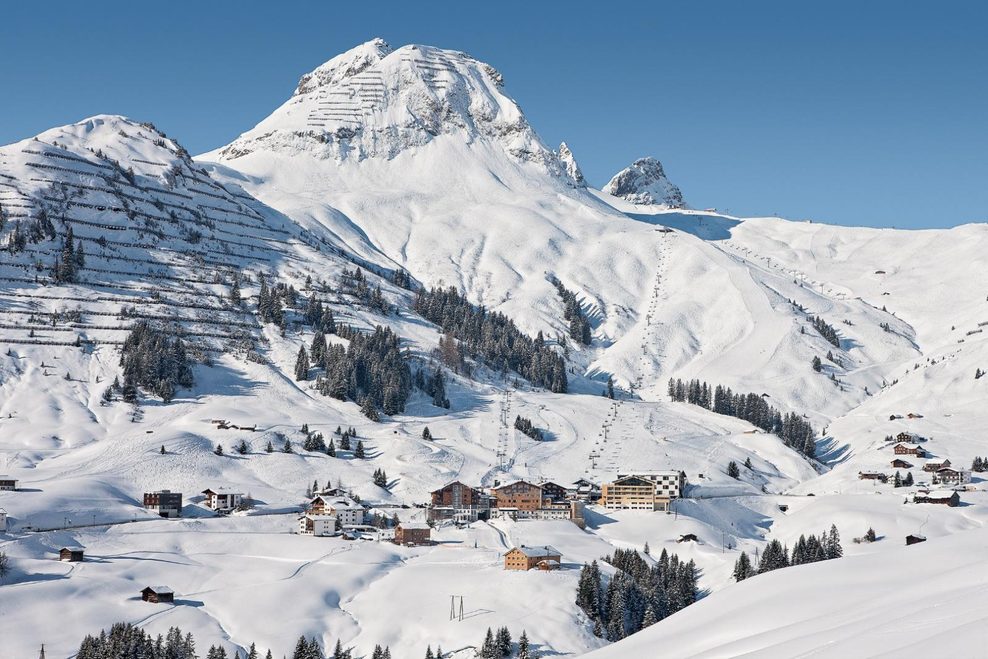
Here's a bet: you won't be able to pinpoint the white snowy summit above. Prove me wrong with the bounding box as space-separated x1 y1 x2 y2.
216 37 568 179
603 157 685 207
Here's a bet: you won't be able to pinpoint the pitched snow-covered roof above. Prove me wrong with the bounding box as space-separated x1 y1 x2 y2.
60 545 85 552
921 490 958 499
512 545 561 558
144 585 174 594
399 522 430 530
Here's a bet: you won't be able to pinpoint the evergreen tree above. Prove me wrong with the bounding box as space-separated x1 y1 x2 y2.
903 471 914 486
283 439 294 454
214 443 224 456
727 460 740 479
733 551 755 581
326 441 336 457
265 440 274 453
517 632 530 659
355 440 366 458
422 426 432 440
811 355 822 372
495 627 511 657
606 375 615 399
295 346 310 381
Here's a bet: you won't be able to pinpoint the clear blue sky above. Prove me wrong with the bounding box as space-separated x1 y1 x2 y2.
2 1 986 228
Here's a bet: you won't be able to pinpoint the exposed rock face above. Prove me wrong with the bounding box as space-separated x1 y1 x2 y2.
604 157 685 207
558 142 586 187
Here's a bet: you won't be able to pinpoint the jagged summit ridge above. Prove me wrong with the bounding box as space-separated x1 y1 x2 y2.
215 39 569 179
558 142 586 187
604 156 685 207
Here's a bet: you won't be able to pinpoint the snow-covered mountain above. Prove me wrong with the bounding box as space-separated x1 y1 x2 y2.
602 156 686 207
0 38 987 659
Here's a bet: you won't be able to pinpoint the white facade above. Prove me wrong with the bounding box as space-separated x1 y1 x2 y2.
330 503 365 526
202 489 243 512
299 514 338 536
617 471 685 498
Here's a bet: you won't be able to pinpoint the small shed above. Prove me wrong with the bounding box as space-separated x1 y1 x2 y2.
678 533 699 543
536 559 560 571
59 546 84 562
141 586 175 603
905 534 927 546
891 458 913 469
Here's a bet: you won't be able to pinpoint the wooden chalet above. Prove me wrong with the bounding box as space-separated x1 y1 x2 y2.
0 476 17 491
394 522 432 546
858 471 888 483
59 546 84 562
891 458 913 469
492 481 543 512
896 431 925 444
913 490 960 506
933 467 971 485
905 534 927 546
924 459 951 472
141 585 175 603
893 443 926 457
504 545 562 571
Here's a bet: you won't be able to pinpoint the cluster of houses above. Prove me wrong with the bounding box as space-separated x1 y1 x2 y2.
425 470 685 527
426 479 587 526
860 432 972 491
141 487 248 518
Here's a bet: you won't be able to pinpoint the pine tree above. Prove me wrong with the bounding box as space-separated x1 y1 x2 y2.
361 397 380 422
422 426 432 440
727 460 740 479
812 355 823 372
903 471 914 486
495 627 511 657
733 551 755 581
265 440 273 453
214 443 224 456
606 375 615 399
744 456 753 470
283 439 294 454
247 643 258 659
517 632 530 659
355 440 366 458
326 441 336 457
478 627 496 659
295 345 310 381
893 470 903 487
425 647 435 659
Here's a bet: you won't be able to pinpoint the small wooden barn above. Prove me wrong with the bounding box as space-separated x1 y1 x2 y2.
141 585 175 603
59 546 84 562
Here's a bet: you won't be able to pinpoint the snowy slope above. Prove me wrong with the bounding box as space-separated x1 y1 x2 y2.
583 526 988 658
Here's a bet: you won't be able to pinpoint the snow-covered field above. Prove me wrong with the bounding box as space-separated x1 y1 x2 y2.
1 37 986 658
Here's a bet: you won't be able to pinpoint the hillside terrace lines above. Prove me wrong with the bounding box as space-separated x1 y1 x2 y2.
34 183 286 237
20 152 277 229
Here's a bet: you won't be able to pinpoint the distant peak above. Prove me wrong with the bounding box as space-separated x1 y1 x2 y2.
294 37 393 96
604 157 685 207
558 142 586 188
